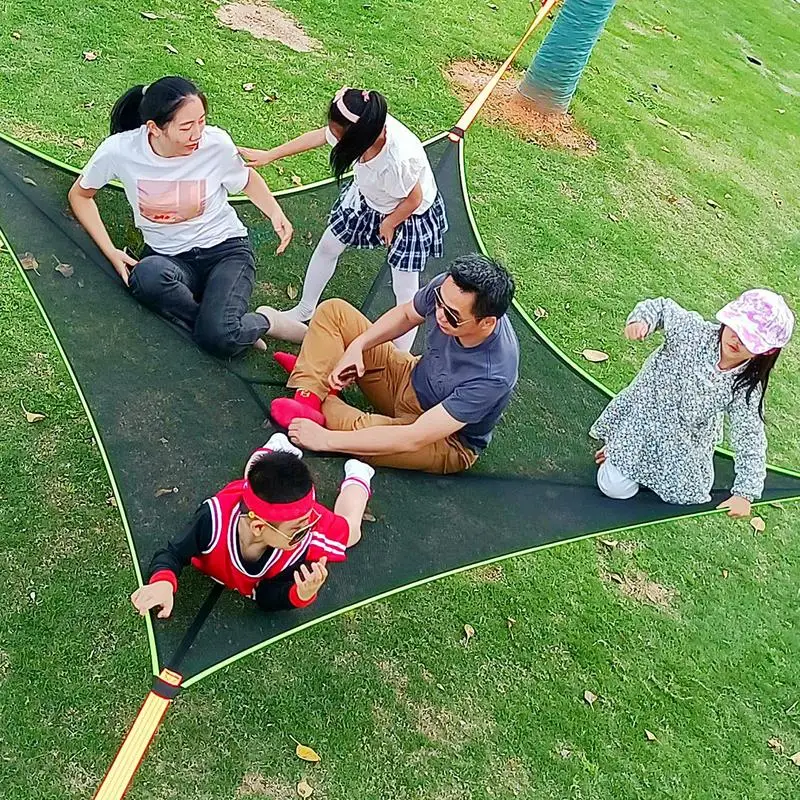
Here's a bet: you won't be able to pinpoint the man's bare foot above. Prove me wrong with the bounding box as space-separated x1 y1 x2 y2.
256 305 308 344
252 338 267 352
594 447 607 465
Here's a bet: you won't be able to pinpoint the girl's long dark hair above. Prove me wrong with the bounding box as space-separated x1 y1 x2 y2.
110 76 207 135
328 88 388 180
720 327 781 419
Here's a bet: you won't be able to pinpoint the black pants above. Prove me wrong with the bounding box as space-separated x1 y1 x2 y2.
128 236 268 359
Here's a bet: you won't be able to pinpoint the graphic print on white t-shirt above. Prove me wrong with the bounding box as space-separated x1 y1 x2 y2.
137 179 208 224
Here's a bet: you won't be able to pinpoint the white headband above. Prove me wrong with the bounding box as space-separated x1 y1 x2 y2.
333 86 370 124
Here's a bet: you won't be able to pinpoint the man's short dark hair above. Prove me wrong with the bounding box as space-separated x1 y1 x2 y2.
248 452 313 504
447 253 515 319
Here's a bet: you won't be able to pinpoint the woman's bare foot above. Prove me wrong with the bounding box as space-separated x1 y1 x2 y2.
594 447 607 465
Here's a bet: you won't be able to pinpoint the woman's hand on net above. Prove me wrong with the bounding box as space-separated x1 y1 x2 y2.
109 248 138 286
624 321 649 341
238 147 275 168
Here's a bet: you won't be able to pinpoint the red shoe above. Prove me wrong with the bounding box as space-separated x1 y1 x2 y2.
270 391 326 428
273 351 298 374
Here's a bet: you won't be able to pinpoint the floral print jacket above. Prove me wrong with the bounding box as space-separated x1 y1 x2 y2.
590 298 767 504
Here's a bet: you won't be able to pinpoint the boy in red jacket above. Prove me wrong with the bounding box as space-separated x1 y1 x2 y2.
131 434 374 617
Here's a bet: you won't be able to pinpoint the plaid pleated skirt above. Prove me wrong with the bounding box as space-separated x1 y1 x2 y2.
328 183 448 273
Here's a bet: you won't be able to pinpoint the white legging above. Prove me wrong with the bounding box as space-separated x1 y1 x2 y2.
283 227 421 352
597 460 640 500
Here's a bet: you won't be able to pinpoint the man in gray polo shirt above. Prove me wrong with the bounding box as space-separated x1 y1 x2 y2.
270 253 520 473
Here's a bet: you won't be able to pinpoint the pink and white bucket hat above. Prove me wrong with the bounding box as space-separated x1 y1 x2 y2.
716 289 795 355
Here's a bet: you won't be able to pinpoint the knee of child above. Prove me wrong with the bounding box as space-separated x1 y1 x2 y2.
345 516 363 547
597 462 639 500
316 297 351 319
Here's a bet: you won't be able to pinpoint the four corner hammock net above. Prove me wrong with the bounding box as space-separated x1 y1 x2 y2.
1 4 799 798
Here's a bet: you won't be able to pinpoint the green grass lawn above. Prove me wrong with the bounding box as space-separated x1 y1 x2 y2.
2 0 800 797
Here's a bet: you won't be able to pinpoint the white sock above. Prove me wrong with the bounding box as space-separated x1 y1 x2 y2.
283 227 348 322
342 459 375 497
391 269 420 352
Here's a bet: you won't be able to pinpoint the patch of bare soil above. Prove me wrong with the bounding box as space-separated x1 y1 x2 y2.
235 772 296 799
216 1 322 53
603 569 677 609
444 60 597 154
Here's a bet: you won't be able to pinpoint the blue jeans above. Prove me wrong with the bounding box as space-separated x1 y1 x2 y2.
128 236 268 359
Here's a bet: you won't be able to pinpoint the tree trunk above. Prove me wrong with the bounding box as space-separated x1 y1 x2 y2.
518 0 617 114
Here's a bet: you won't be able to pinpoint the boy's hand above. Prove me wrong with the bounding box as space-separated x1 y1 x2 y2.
131 580 175 619
624 321 649 341
294 557 328 601
716 495 752 519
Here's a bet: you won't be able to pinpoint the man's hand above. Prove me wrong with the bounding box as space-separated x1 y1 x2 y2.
624 321 649 341
329 342 365 391
294 557 328 601
108 248 138 286
238 147 276 167
288 418 331 452
378 218 397 247
130 580 174 619
716 495 752 519
270 210 293 254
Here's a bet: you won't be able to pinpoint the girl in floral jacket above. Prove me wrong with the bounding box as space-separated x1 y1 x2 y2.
591 289 794 517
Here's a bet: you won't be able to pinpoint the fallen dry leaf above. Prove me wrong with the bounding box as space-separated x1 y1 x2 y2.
721 569 729 579
21 401 46 424
155 487 178 498
72 138 85 148
140 11 159 19
609 572 624 584
12 31 21 40
292 740 321 763
750 516 766 533
769 501 785 510
655 116 670 127
106 495 118 508
678 130 693 140
165 43 178 54
263 93 278 103
746 54 763 66
776 108 786 114
790 752 800 767
23 176 37 186
645 729 657 741
362 511 376 523
83 51 98 61
583 690 598 706
661 146 671 153
533 306 548 320
53 257 74 278
706 199 719 209
558 747 572 758
287 284 298 300
243 82 256 92
195 57 205 66
600 538 619 549
506 616 516 630
608 213 620 223
581 349 609 363
296 778 314 798
291 175 303 187
463 623 476 646
20 253 39 272
768 737 784 754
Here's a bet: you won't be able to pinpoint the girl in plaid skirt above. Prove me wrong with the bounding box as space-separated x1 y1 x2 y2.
240 87 448 351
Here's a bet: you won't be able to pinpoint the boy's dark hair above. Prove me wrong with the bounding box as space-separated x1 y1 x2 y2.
110 76 207 135
328 88 388 181
247 452 313 504
447 253 515 319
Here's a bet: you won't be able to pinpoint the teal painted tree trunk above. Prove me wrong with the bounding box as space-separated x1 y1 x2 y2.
519 0 617 113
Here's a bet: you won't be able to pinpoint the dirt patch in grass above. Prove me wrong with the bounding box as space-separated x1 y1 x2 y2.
216 1 323 53
377 658 409 699
467 563 504 583
235 772 298 799
444 60 597 154
603 568 677 609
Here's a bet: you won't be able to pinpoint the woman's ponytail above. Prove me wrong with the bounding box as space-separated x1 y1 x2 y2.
328 88 388 180
109 76 207 136
110 85 146 134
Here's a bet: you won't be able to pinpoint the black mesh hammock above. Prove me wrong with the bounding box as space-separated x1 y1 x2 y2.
2 9 799 797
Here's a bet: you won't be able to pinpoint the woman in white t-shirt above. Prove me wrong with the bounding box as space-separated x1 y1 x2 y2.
240 87 448 351
68 76 307 358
